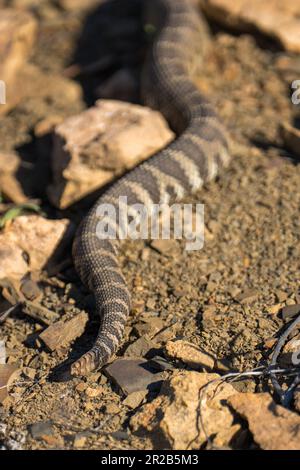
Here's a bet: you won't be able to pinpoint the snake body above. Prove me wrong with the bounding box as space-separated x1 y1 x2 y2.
71 0 230 376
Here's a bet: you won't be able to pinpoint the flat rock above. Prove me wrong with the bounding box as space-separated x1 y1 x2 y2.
228 392 300 450
235 288 258 304
123 390 147 409
124 337 156 358
165 340 215 371
39 312 88 351
29 421 53 440
20 279 41 301
130 371 239 449
201 0 300 53
133 317 165 339
0 8 37 114
282 304 300 320
48 100 174 208
105 359 163 395
0 215 72 280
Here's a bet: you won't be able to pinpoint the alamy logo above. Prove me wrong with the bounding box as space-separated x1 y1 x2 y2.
95 196 205 251
0 80 6 104
291 80 300 105
291 340 300 366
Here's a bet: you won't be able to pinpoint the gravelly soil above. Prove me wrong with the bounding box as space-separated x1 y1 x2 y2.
0 0 299 450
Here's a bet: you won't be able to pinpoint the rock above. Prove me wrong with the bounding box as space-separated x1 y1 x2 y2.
25 64 82 105
20 279 41 301
58 0 102 11
105 403 120 414
39 312 88 352
150 239 179 257
0 8 37 114
0 364 20 403
34 115 64 138
201 0 300 53
275 290 288 303
0 215 73 280
202 305 217 323
48 100 174 209
73 432 88 448
133 317 165 339
75 382 86 393
124 337 156 358
282 304 300 321
85 386 102 398
130 371 239 449
105 359 163 395
22 367 36 380
0 340 6 364
266 303 282 315
29 421 54 441
152 323 180 344
235 289 258 304
165 340 215 371
228 392 300 450
281 122 300 159
148 356 175 372
110 431 129 441
123 390 147 409
263 337 277 349
0 152 28 203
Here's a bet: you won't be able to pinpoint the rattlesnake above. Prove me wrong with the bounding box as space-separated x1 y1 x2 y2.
71 0 230 375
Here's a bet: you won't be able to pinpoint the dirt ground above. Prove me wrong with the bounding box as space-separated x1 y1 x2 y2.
0 0 300 450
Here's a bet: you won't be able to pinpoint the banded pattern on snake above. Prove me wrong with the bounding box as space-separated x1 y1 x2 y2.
71 0 230 376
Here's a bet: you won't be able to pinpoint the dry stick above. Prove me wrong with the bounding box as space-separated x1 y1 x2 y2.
270 312 300 406
0 303 20 324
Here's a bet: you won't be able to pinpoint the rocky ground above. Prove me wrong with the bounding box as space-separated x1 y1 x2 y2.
0 0 300 450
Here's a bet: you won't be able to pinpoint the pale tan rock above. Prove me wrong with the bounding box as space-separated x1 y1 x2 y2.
201 0 300 52
130 371 239 449
0 8 37 114
0 152 28 203
0 364 21 404
85 386 102 398
0 215 72 280
48 100 174 209
1 60 81 116
123 390 147 409
165 340 215 370
228 392 300 450
0 9 37 82
73 433 87 448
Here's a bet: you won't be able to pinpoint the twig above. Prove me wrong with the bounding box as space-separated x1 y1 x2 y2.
269 313 300 406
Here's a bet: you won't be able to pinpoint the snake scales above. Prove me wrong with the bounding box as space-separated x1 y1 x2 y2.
71 0 230 376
